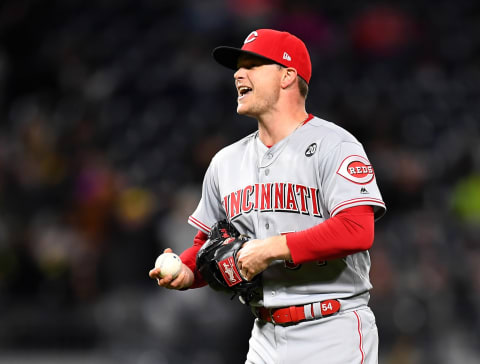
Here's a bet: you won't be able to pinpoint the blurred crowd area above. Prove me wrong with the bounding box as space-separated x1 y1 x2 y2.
0 0 479 363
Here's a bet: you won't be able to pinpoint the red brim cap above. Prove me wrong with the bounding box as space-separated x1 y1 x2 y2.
212 29 312 84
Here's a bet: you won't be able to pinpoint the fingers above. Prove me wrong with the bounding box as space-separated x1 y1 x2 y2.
239 267 249 281
237 240 267 281
149 267 161 279
236 255 252 281
169 269 186 289
149 264 192 290
154 272 178 289
150 268 176 287
236 250 248 280
149 248 177 287
239 267 256 281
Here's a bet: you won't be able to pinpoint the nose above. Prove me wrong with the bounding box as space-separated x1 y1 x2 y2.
234 67 246 81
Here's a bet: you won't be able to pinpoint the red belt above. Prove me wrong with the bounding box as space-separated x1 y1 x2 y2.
254 299 341 325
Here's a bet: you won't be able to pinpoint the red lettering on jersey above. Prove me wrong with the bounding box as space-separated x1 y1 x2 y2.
310 187 321 217
274 183 285 210
254 183 260 210
230 189 242 219
223 183 323 220
223 195 230 218
295 184 309 214
285 183 299 211
260 183 272 210
242 185 254 213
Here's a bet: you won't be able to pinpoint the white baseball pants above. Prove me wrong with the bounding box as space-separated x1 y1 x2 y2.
245 307 378 364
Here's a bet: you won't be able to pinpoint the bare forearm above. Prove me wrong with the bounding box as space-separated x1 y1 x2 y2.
262 234 292 262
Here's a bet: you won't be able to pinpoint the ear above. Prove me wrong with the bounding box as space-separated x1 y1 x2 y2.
280 68 298 89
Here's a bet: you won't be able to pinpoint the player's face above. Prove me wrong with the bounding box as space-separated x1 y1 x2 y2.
234 55 284 117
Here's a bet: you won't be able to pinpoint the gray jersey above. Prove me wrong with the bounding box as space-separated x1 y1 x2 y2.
188 116 386 307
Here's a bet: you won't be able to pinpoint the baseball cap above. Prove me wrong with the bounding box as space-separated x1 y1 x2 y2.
213 29 312 84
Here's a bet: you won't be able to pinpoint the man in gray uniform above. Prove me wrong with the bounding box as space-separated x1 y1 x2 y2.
150 29 386 364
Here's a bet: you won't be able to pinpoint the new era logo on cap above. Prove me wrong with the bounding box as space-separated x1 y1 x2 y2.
212 29 312 83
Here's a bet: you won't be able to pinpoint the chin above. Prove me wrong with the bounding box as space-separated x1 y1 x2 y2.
237 105 248 115
237 103 259 119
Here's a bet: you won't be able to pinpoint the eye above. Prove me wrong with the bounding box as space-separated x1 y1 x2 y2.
237 59 266 70
238 63 255 70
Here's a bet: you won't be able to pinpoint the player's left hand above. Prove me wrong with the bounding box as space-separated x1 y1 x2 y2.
236 235 291 281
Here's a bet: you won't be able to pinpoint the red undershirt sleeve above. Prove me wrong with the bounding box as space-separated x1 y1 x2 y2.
286 205 375 264
179 230 208 289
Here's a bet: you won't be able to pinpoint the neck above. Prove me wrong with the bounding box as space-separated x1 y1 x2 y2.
257 108 308 146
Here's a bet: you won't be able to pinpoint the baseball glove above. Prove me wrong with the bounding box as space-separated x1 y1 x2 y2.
196 220 262 304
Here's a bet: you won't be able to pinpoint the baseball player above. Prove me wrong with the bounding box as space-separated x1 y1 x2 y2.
150 29 386 364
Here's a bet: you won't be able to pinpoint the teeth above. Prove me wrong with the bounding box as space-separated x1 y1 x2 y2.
238 86 252 95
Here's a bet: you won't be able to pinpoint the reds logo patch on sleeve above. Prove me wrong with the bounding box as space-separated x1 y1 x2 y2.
336 155 375 184
218 257 242 286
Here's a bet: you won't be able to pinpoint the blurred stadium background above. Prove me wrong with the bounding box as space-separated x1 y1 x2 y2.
0 0 479 363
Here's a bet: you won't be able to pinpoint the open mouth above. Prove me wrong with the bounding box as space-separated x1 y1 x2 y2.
238 86 252 99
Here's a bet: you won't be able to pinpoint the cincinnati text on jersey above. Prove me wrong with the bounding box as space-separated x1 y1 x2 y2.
222 182 322 220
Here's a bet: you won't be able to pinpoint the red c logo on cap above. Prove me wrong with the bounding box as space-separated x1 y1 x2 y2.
244 31 258 44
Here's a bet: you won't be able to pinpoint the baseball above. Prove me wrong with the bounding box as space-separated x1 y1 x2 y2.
154 252 182 279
